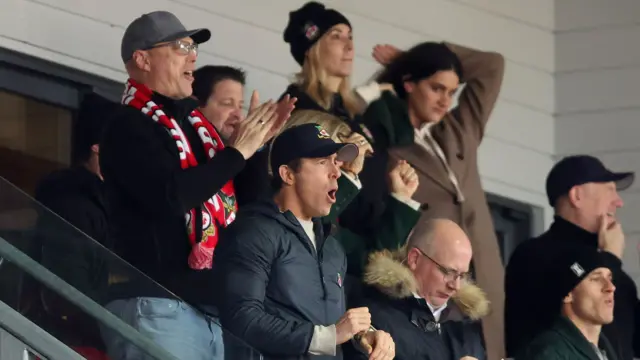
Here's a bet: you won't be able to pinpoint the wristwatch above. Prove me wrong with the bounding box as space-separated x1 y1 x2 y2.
353 325 376 342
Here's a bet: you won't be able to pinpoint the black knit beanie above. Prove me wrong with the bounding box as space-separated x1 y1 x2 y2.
550 247 611 309
283 1 351 66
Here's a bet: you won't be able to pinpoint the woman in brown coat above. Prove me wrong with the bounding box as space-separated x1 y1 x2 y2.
369 42 506 359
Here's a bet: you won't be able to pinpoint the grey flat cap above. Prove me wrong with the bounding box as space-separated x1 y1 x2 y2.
121 10 211 62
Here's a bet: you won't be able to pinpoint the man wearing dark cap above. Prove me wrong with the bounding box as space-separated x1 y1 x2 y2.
516 247 617 360
505 155 639 360
99 10 294 360
32 92 116 356
213 123 395 360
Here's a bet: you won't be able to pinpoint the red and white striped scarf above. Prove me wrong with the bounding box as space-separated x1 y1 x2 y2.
122 78 237 270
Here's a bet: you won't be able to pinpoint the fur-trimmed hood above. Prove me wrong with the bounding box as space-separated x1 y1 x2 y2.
363 249 490 320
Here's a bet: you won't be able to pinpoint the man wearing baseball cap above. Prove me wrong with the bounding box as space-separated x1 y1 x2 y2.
516 247 617 360
214 123 395 360
99 10 293 360
505 155 639 360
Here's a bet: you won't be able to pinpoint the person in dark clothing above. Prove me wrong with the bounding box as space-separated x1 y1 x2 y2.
344 218 489 360
505 155 638 360
274 109 420 279
31 92 115 355
516 247 618 360
98 11 294 360
214 123 394 360
37 92 114 295
277 2 422 287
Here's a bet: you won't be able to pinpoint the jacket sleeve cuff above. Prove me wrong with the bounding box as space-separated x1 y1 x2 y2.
355 82 383 105
341 170 362 189
391 192 421 210
308 324 337 356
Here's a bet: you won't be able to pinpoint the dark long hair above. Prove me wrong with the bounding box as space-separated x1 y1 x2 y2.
376 42 464 99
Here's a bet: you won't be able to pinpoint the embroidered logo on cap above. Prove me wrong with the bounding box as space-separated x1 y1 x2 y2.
570 262 585 277
315 125 331 139
304 22 319 40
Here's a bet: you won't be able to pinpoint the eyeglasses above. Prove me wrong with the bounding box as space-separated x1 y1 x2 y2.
414 247 470 283
148 40 198 56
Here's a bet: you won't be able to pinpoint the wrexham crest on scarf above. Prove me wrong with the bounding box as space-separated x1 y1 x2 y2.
219 190 237 223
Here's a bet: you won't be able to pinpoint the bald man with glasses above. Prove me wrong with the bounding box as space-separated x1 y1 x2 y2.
344 219 489 360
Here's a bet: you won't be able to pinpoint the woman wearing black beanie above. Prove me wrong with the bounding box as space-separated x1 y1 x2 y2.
279 2 423 283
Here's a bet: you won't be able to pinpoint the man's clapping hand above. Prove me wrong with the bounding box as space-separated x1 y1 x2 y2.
229 90 296 159
388 160 419 199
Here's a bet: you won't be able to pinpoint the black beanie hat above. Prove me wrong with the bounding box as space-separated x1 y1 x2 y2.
283 1 351 66
550 247 611 310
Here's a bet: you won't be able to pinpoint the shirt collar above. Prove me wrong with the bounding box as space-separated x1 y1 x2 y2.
413 292 447 321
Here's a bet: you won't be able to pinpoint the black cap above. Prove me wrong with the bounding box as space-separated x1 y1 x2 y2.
121 11 211 62
72 93 118 162
270 123 358 176
283 2 351 66
546 155 635 206
549 247 611 311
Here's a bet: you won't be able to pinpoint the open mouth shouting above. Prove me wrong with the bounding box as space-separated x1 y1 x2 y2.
184 70 194 81
327 188 338 203
604 297 614 308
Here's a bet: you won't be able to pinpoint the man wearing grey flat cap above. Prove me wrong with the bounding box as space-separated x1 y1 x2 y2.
99 10 294 360
505 155 640 360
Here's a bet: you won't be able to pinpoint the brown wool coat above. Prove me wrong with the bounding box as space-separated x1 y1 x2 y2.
389 43 506 359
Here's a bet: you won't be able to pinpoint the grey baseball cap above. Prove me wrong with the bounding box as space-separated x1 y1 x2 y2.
121 11 211 62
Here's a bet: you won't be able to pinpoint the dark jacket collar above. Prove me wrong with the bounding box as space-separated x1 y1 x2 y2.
283 84 353 123
549 216 598 248
365 285 468 328
150 92 199 125
552 316 617 360
35 166 105 210
239 197 333 256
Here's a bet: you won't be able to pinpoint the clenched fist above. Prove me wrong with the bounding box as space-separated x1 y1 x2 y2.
335 307 372 345
388 160 419 199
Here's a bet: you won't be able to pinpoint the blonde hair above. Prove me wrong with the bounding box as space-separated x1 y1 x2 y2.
268 110 350 176
286 110 351 140
294 41 362 118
